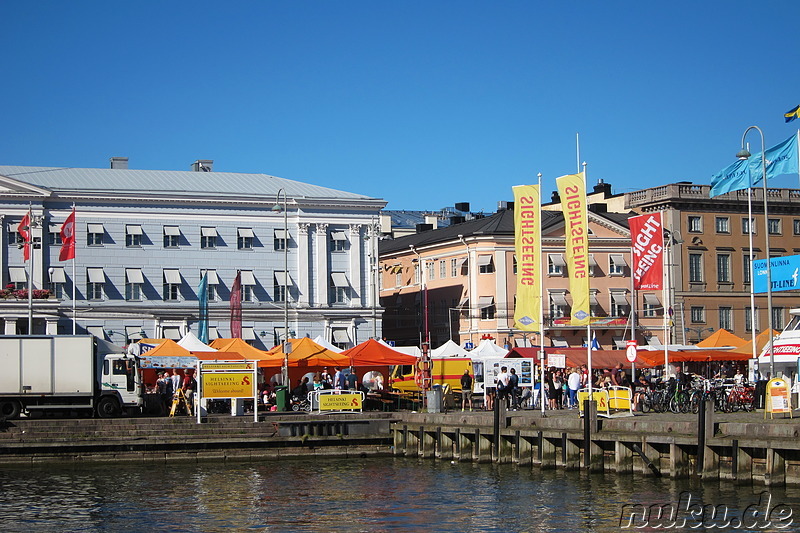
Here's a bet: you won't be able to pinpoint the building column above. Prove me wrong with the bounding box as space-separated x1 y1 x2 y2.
315 223 329 307
297 223 310 307
349 224 363 307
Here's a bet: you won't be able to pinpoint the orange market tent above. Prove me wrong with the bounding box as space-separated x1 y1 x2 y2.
729 329 780 356
209 338 283 367
550 349 656 369
341 338 418 366
696 329 747 349
264 337 350 368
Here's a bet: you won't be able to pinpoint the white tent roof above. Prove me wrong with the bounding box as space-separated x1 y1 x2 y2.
313 335 343 353
378 339 422 358
177 330 217 352
431 339 471 358
468 339 509 359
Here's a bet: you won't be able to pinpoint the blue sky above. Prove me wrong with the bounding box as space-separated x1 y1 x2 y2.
2 1 799 212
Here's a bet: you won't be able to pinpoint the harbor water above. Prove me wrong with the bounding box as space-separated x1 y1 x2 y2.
1 457 798 532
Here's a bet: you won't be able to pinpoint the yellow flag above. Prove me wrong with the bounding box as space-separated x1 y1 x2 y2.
555 173 590 326
513 184 541 331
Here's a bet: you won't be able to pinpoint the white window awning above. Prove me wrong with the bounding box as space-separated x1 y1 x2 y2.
49 224 61 233
457 297 469 309
331 231 347 241
163 269 181 284
86 326 106 339
126 268 144 284
240 270 256 286
208 326 220 340
49 267 66 283
478 296 494 308
331 272 349 287
87 223 104 234
550 292 569 306
126 326 145 340
163 226 180 236
163 327 181 340
126 225 143 235
274 271 294 285
589 292 599 305
9 266 27 282
477 255 493 267
610 254 628 266
549 254 566 267
612 292 629 305
613 337 627 349
643 294 661 306
588 254 598 267
552 337 569 348
646 335 663 347
274 229 288 239
456 257 468 267
332 329 350 343
201 227 217 237
201 269 219 284
238 228 254 238
87 267 105 283
242 327 256 340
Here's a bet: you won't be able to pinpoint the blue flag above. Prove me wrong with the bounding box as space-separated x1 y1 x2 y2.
747 132 799 183
197 272 209 344
709 157 752 197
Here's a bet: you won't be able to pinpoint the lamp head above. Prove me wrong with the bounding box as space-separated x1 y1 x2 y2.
736 148 751 160
271 203 283 213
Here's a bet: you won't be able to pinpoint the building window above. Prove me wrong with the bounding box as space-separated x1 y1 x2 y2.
240 270 256 302
163 269 181 301
48 267 65 299
588 255 597 277
450 258 459 277
330 272 350 304
719 307 733 330
609 254 626 276
690 306 705 324
126 225 142 247
745 307 755 332
477 255 494 274
689 253 703 283
426 261 435 281
200 269 219 301
49 225 62 246
8 266 26 290
274 271 292 303
773 307 785 330
330 231 347 252
716 253 731 283
88 224 104 246
548 254 565 276
237 228 254 250
87 267 105 300
549 291 568 318
610 290 629 318
715 217 730 234
794 219 800 236
163 226 180 248
642 294 660 318
439 260 447 279
274 229 287 251
395 269 402 287
743 254 754 284
331 328 351 350
201 227 217 249
478 296 495 320
8 225 23 246
742 217 755 235
688 216 702 233
768 218 781 235
125 268 144 301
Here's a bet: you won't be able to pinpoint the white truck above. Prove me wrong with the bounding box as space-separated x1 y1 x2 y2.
0 335 144 419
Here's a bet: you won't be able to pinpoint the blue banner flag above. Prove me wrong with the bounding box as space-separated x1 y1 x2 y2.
747 132 799 183
197 272 209 344
709 157 752 197
785 105 800 123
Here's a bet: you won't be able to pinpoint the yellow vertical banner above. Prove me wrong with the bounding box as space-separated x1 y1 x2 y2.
513 184 542 330
556 173 590 326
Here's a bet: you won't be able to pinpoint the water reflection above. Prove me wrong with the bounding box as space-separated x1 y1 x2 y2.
0 458 798 532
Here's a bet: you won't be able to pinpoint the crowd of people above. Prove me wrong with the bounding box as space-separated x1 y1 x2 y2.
154 369 197 413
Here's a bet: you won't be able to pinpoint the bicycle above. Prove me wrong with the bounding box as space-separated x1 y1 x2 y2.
724 383 755 412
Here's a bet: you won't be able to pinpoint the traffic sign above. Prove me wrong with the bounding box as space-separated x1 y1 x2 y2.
626 340 638 363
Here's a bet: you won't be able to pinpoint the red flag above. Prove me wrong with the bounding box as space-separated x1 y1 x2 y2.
59 209 76 261
17 211 31 261
230 271 242 338
630 212 663 290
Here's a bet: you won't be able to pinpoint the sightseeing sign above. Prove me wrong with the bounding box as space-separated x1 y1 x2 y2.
629 213 663 291
196 359 258 423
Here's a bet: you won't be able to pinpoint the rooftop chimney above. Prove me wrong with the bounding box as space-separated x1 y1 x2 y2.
192 160 214 172
110 157 128 169
592 179 612 197
454 202 470 213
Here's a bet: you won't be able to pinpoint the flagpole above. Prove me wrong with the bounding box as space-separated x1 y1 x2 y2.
538 172 546 416
747 188 756 363
26 205 33 334
663 223 670 378
71 204 76 335
583 162 592 396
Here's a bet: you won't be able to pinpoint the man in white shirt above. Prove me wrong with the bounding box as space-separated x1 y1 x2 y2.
567 367 582 408
496 366 510 408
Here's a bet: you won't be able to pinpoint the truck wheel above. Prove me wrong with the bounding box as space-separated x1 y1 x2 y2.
96 397 121 418
0 400 21 420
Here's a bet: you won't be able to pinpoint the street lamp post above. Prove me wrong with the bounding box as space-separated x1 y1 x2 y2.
736 126 774 377
272 188 290 386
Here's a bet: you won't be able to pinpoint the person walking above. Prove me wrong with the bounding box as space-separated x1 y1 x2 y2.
567 367 581 409
508 368 520 410
460 369 473 411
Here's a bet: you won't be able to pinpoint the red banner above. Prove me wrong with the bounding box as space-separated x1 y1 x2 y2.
630 213 663 290
59 209 76 261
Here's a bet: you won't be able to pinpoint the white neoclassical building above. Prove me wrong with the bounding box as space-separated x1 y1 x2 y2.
0 159 385 349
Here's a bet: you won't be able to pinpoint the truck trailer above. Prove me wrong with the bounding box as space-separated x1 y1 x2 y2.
0 335 143 419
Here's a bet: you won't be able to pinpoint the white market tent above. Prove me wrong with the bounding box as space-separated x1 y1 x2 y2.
468 339 509 359
379 339 423 358
177 331 217 352
313 335 344 353
431 339 471 358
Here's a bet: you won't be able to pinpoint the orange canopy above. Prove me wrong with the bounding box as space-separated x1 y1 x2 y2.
142 339 191 357
549 349 656 369
696 329 747 349
209 338 284 367
341 338 419 366
264 337 350 368
728 329 780 355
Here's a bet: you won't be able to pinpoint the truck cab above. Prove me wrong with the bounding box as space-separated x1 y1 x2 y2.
98 352 144 416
